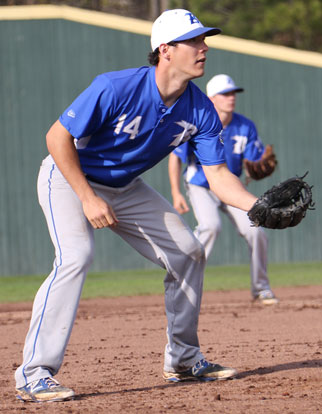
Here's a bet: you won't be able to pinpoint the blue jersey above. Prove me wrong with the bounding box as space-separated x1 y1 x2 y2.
174 112 264 189
59 66 224 187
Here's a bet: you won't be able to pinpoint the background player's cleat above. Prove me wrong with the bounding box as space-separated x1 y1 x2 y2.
163 359 237 382
16 377 75 403
255 289 279 305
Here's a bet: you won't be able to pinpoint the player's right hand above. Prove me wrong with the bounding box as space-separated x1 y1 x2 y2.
82 195 118 229
173 193 190 215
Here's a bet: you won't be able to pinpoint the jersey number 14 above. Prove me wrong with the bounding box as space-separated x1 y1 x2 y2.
115 114 142 140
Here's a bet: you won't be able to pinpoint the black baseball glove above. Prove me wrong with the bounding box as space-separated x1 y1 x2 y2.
247 172 315 229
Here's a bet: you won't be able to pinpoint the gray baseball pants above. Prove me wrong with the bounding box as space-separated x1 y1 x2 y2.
15 156 205 388
186 183 270 297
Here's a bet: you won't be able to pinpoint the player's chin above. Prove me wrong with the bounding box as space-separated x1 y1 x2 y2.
192 65 205 78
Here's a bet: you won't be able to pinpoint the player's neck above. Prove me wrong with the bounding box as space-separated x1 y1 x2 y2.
155 65 189 108
218 111 233 127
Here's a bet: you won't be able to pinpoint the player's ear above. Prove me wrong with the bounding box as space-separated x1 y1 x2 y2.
159 43 171 60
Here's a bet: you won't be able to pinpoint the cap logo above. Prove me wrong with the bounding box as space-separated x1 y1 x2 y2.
185 12 200 25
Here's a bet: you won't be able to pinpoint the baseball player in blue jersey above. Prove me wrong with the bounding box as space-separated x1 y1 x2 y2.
168 74 278 305
15 10 261 402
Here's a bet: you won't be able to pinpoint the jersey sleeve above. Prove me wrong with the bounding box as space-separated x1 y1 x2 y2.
190 102 225 166
59 74 115 139
243 120 265 161
172 142 192 163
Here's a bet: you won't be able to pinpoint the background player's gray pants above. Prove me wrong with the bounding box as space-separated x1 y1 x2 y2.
186 183 270 298
15 156 206 388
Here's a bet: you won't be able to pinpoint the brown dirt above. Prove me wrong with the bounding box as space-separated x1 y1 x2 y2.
1 285 322 413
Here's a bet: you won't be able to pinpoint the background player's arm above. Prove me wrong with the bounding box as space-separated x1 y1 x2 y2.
202 163 257 211
168 152 190 214
46 120 118 228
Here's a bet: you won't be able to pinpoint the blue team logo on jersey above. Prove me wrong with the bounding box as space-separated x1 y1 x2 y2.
185 12 200 25
232 135 248 154
169 120 198 147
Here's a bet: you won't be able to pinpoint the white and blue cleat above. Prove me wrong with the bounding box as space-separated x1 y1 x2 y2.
163 359 237 382
16 377 75 403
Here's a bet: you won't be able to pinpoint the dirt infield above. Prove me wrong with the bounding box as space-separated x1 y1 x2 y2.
1 285 322 413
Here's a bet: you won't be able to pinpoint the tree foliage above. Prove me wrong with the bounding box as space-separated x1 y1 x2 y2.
170 0 322 53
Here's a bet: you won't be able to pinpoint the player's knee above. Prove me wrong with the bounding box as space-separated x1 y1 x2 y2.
189 236 205 262
197 222 221 239
208 222 221 238
63 242 95 272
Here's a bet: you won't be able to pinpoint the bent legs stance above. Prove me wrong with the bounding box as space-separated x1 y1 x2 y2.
186 183 271 297
15 157 205 388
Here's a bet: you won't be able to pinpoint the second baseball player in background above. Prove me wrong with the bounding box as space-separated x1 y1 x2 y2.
168 74 278 305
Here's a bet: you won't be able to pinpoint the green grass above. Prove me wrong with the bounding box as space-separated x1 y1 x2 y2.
0 262 321 304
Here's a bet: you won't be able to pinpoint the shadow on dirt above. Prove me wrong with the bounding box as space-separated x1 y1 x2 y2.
237 359 322 379
74 380 218 400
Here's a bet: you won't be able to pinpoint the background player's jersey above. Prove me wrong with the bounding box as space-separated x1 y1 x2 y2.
60 66 224 187
174 112 264 189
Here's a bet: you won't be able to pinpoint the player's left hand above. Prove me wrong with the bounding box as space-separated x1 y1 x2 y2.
244 144 277 184
247 173 315 229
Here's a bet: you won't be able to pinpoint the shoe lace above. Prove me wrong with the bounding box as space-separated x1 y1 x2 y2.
193 359 211 371
43 377 60 389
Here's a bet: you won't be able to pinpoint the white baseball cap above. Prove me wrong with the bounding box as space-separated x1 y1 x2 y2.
151 9 221 51
206 74 244 97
